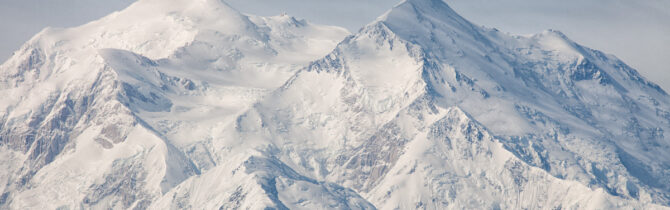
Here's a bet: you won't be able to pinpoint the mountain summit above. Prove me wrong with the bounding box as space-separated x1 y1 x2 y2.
1 0 669 209
0 0 349 208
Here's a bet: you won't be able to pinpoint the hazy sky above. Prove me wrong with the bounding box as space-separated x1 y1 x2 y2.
0 0 668 91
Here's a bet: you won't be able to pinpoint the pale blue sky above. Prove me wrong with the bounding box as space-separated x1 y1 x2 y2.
0 0 668 91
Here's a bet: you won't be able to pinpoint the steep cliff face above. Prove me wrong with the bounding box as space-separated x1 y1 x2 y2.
1 0 669 209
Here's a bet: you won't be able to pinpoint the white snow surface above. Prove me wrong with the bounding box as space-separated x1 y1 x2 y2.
1 0 670 209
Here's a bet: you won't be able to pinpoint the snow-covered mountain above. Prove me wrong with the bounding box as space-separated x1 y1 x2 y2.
1 0 670 209
0 0 349 208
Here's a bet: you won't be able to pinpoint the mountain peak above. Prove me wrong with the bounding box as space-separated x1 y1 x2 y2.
382 0 466 25
119 0 244 22
374 0 481 52
3 0 670 209
133 0 233 9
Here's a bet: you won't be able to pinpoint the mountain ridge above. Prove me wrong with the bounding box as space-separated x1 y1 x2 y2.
233 0 670 207
1 0 670 209
0 0 350 208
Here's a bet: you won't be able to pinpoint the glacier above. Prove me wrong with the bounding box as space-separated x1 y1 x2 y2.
1 0 670 209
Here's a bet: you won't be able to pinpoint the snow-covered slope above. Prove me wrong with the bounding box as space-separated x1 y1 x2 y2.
173 0 670 208
2 0 670 209
0 0 349 208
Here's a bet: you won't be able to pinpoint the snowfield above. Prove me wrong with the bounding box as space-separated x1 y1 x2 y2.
1 0 669 209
